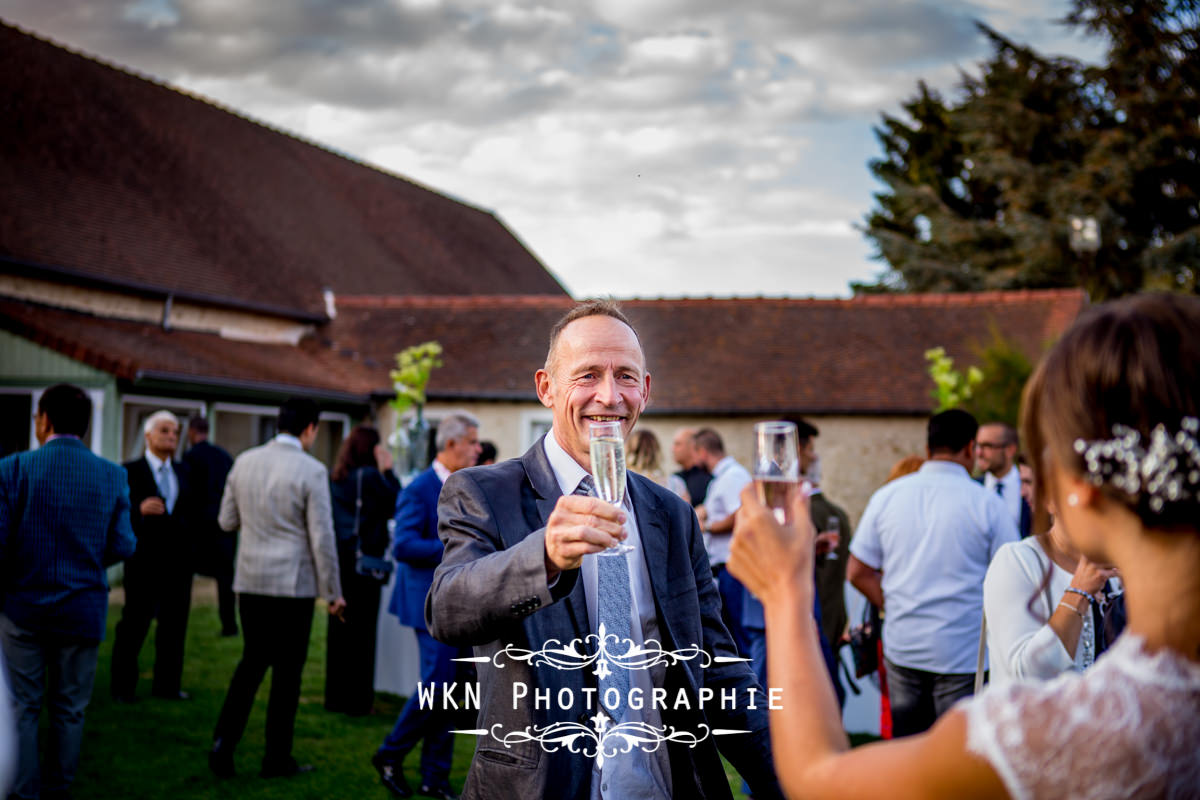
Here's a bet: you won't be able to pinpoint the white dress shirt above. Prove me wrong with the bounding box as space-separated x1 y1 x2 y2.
701 456 752 566
983 464 1022 528
143 449 178 514
850 460 1020 674
542 432 672 800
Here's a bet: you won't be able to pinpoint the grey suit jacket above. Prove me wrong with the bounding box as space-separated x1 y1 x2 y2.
219 439 341 601
428 437 781 800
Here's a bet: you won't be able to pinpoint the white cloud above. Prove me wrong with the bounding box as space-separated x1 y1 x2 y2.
2 0 1102 298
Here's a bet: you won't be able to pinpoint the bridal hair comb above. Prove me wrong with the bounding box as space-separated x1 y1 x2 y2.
1073 417 1200 513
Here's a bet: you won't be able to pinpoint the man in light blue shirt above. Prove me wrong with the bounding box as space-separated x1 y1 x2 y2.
848 409 1019 736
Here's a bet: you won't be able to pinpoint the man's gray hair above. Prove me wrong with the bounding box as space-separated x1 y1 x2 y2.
143 409 180 435
436 412 480 451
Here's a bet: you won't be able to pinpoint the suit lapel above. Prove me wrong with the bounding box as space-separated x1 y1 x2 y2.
627 475 674 642
519 437 589 643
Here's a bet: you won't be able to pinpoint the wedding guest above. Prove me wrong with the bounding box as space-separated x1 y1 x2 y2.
182 416 236 637
426 301 781 799
976 422 1032 537
983 492 1122 685
478 441 498 466
669 427 711 506
885 455 924 483
0 384 136 800
373 413 480 800
325 425 400 715
627 428 668 486
728 292 1200 799
847 410 1018 736
111 410 196 702
209 398 344 779
694 428 753 657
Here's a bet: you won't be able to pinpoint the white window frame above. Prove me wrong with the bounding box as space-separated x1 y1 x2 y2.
519 408 554 452
209 401 350 440
1 385 105 454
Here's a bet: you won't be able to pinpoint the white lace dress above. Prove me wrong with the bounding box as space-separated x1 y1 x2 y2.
964 634 1200 799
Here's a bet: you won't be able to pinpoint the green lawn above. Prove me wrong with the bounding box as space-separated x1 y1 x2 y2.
69 581 869 799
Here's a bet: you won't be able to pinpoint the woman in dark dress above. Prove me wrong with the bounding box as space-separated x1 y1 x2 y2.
325 425 400 715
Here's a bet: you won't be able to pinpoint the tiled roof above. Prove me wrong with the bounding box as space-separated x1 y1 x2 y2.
3 289 1087 413
0 22 566 321
330 289 1089 414
0 299 381 402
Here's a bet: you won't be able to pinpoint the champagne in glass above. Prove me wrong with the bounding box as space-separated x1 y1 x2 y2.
589 420 633 555
824 515 841 561
753 421 799 524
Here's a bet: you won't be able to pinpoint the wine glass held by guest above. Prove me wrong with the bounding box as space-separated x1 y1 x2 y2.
728 293 1200 800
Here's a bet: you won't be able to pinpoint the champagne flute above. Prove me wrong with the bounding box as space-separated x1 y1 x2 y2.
823 515 841 561
589 420 633 556
753 421 799 524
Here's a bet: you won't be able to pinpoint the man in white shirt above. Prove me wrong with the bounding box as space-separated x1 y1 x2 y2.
209 398 345 779
976 421 1031 537
848 409 1019 737
693 428 752 657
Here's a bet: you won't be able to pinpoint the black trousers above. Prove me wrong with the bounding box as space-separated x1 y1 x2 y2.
110 553 193 699
213 594 314 767
324 539 382 715
200 532 238 634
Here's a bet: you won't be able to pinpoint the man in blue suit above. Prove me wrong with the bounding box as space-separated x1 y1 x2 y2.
0 384 137 800
374 413 481 800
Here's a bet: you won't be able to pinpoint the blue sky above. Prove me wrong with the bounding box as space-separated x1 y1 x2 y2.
2 0 1105 298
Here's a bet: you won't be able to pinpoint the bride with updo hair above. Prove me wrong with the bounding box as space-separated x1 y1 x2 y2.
729 292 1200 799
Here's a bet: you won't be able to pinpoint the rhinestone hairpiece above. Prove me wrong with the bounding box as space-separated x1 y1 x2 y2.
1072 417 1200 513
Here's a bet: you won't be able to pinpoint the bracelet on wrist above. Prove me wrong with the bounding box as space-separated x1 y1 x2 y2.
1058 601 1085 619
1064 587 1094 603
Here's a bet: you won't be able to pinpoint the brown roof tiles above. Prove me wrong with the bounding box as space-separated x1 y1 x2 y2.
0 22 566 321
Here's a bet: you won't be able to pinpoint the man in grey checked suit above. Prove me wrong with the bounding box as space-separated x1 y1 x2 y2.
0 384 136 800
208 397 344 780
428 301 782 800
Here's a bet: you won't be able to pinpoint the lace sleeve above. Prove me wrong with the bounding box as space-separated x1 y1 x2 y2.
963 636 1200 800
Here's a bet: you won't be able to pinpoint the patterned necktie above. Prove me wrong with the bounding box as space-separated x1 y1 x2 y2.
157 463 176 513
575 476 632 722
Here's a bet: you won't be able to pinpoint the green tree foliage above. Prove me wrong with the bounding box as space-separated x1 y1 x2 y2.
925 329 1034 428
389 341 443 416
860 0 1200 299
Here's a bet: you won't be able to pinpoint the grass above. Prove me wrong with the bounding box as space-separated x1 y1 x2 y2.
68 581 871 799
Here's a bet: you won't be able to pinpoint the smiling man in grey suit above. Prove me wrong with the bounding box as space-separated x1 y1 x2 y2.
208 397 344 780
428 301 782 800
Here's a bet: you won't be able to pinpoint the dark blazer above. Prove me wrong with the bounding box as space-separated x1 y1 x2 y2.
181 440 233 530
389 466 444 629
428 438 780 800
331 466 400 554
0 438 136 641
123 455 195 567
976 475 1032 538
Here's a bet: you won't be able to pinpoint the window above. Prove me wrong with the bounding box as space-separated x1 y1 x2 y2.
520 409 553 452
210 402 348 467
1 386 104 455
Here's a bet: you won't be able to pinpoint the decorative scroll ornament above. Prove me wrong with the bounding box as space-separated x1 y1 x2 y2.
1074 417 1200 513
493 624 711 677
490 720 712 768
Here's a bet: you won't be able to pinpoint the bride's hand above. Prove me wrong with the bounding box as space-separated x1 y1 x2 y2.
729 483 816 607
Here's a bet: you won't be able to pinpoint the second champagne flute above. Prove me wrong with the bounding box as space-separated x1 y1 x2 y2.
589 420 633 556
753 421 799 524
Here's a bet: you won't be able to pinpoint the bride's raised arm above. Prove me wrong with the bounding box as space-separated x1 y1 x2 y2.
729 484 1008 800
